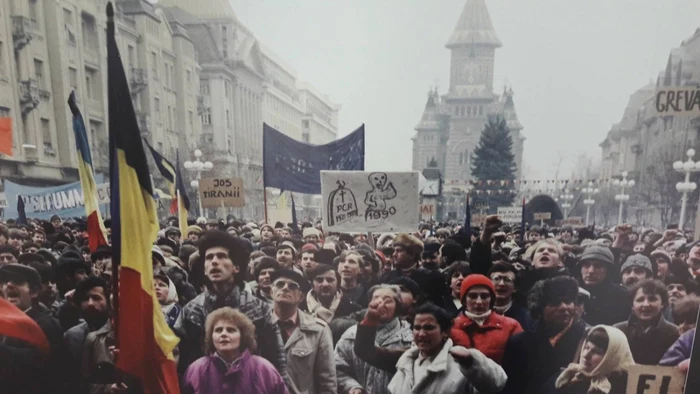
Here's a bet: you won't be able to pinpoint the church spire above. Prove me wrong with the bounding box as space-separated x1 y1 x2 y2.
446 0 502 49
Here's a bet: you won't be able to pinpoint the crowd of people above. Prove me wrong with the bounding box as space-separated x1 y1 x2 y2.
0 213 698 394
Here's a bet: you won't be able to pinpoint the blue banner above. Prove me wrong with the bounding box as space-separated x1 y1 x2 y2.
263 123 365 194
3 175 105 220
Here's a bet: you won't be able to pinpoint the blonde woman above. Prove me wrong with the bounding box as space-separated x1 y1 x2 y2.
182 307 288 394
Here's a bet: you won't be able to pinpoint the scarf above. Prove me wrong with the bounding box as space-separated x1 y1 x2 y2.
161 278 179 316
555 325 635 394
203 284 242 317
306 291 341 323
463 310 491 326
375 317 401 345
492 301 512 315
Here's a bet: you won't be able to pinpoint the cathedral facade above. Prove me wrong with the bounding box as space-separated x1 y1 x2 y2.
411 0 525 186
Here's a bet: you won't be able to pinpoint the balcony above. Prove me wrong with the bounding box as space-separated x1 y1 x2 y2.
11 16 34 51
129 68 148 95
136 112 150 135
19 79 40 115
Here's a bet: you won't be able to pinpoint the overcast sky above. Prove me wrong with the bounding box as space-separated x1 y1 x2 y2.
229 0 700 178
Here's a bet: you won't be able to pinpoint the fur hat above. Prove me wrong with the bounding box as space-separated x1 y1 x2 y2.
393 233 424 258
186 225 203 236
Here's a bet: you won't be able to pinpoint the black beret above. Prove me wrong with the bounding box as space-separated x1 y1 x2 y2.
90 245 112 263
0 263 42 289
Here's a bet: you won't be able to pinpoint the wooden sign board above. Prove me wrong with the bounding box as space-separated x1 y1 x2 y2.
199 178 245 208
626 365 685 394
534 212 551 220
655 87 700 116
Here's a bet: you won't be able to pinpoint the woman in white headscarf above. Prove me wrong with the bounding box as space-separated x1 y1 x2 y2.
548 325 635 394
154 271 181 329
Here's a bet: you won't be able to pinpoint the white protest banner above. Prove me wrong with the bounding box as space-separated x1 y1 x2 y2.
199 177 245 208
626 365 685 394
655 87 700 116
497 206 522 224
322 171 419 232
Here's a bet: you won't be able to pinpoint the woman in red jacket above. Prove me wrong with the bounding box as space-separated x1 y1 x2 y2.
450 274 523 364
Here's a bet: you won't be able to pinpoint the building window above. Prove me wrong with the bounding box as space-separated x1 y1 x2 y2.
0 106 10 118
127 45 135 68
85 68 96 99
188 110 193 129
201 108 211 125
154 97 160 114
151 52 157 78
41 118 52 149
226 109 231 128
34 59 44 89
29 0 39 26
69 67 78 96
200 81 210 95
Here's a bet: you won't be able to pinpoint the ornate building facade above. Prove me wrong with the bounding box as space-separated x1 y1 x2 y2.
411 0 524 187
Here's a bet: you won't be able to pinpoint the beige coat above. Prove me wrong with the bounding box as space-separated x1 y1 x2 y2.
387 339 506 394
276 311 337 394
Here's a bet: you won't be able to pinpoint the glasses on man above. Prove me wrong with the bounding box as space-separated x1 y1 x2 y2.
490 276 514 284
273 280 300 291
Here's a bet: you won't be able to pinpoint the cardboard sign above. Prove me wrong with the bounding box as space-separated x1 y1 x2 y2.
655 87 700 115
534 212 551 220
497 206 522 224
562 217 583 225
322 171 419 232
626 365 685 394
199 178 245 208
471 213 488 225
420 203 435 220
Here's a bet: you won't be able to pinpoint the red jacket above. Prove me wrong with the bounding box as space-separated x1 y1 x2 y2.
450 311 523 364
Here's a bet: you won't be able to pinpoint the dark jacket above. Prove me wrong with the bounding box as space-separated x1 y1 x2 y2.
514 266 571 309
580 280 630 326
503 303 536 332
174 285 287 379
614 315 679 365
545 371 628 394
379 267 447 308
501 319 588 394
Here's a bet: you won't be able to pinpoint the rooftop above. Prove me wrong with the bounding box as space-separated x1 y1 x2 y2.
446 0 502 48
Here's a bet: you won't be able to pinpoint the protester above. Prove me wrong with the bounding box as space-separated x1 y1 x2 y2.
577 245 630 325
614 279 679 365
547 326 635 394
155 271 181 329
489 262 535 331
338 251 368 307
442 260 471 317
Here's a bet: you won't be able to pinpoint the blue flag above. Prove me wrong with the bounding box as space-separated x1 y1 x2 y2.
263 123 365 194
17 195 26 225
462 195 471 238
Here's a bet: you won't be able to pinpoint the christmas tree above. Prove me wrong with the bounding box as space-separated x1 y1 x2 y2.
470 116 517 211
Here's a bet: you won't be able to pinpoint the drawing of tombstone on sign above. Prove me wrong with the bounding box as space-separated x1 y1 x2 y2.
327 180 359 226
364 172 397 220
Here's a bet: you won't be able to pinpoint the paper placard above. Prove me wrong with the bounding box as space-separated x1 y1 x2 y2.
655 87 700 116
322 171 419 232
420 203 435 220
626 365 685 394
534 212 551 220
497 206 522 224
199 178 245 208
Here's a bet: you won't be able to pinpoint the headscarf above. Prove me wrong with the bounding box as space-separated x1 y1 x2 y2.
160 277 179 316
555 325 635 394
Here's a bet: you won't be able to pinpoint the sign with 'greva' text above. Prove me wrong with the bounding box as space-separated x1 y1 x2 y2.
321 171 419 232
655 87 700 116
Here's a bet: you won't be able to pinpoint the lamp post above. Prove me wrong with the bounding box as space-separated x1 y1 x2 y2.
184 149 213 217
582 182 599 226
613 171 635 225
560 190 574 219
673 148 700 229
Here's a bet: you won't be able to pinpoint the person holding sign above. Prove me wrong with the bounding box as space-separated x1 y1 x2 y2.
547 325 635 394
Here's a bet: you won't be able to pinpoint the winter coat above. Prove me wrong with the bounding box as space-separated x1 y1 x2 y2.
182 350 288 394
334 318 412 394
546 372 628 394
450 311 523 364
503 303 535 332
659 328 695 366
64 321 90 363
514 266 571 309
276 311 337 394
387 339 507 394
300 293 363 345
580 280 630 326
501 319 588 394
614 315 679 365
174 285 287 378
82 320 142 394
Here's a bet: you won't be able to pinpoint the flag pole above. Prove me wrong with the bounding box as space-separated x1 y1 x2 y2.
263 187 268 223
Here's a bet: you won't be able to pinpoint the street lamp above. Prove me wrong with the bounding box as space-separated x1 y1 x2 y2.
613 171 635 225
184 149 213 217
673 148 700 229
582 182 599 226
560 190 574 219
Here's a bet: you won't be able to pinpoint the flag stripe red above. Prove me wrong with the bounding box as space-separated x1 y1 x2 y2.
0 298 49 353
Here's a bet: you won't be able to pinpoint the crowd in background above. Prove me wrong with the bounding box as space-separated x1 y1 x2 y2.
0 213 698 394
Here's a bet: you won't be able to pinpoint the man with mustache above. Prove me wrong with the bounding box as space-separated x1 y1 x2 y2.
175 231 288 380
63 277 111 365
0 264 68 393
577 245 629 325
620 253 654 287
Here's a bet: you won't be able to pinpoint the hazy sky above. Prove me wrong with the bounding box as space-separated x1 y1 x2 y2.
230 0 700 178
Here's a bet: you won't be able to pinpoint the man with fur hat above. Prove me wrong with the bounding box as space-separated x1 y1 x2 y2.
271 269 336 394
379 233 447 308
186 225 203 243
577 245 629 325
303 227 322 245
620 253 654 287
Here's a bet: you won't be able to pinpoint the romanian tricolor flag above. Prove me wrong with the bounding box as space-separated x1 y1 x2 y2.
144 139 176 213
69 92 108 252
175 152 190 237
106 3 179 394
0 297 49 354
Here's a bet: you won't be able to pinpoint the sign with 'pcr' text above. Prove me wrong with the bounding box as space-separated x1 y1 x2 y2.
321 171 419 232
199 178 245 208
